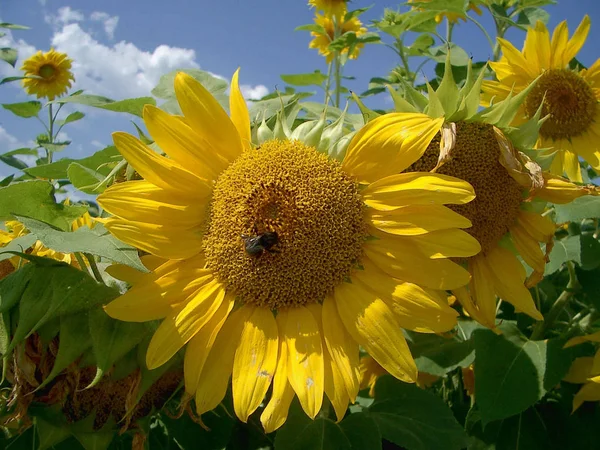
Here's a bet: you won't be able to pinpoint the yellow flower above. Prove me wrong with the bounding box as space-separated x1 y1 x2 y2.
564 331 600 411
308 0 347 18
409 0 482 24
20 48 75 100
482 16 600 183
309 13 367 63
389 58 596 330
98 69 482 431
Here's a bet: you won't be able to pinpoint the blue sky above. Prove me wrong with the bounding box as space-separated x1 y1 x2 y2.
1 0 599 183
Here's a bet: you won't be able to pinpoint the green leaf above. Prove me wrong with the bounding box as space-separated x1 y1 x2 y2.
407 318 482 376
0 75 28 85
339 412 382 450
0 233 37 263
73 430 115 450
294 24 326 33
55 95 155 118
516 7 550 27
554 196 600 223
67 162 108 194
368 376 468 450
158 410 235 450
0 153 29 170
36 418 71 450
16 217 147 271
2 101 42 118
280 71 328 87
0 23 30 30
428 43 470 66
0 261 33 314
56 111 85 126
473 322 572 425
87 308 152 388
0 181 87 231
0 174 14 186
0 47 17 67
25 146 120 179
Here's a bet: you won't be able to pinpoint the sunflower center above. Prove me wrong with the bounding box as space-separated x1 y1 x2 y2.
524 68 596 141
204 140 365 309
405 121 523 254
38 64 57 79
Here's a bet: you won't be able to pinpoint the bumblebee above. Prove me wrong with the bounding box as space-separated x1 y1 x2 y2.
241 231 279 256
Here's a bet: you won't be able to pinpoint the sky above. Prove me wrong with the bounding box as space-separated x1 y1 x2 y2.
1 0 599 185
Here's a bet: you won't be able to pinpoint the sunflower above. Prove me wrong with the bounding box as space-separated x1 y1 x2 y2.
481 16 600 183
563 331 600 411
309 13 367 63
98 69 483 431
408 0 482 24
388 58 597 329
308 0 348 18
20 48 75 101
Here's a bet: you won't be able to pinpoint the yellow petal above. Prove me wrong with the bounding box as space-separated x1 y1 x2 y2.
563 357 594 384
342 113 443 183
516 210 555 242
334 278 418 383
174 72 242 162
143 105 229 180
104 266 213 322
324 349 349 422
496 37 538 80
184 293 234 395
322 296 360 399
524 20 550 72
482 247 543 320
103 217 204 260
537 173 598 204
98 180 207 228
353 260 458 333
469 256 499 328
261 323 295 434
573 382 600 412
563 149 582 183
564 330 600 348
111 132 210 196
283 307 324 419
550 20 569 68
364 238 471 290
367 204 472 236
230 68 252 151
396 229 481 259
510 223 546 273
453 286 497 330
146 278 226 369
195 305 252 415
232 306 279 422
362 172 475 212
564 15 590 67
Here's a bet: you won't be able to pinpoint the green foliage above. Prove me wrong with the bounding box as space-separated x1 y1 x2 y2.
2 101 41 118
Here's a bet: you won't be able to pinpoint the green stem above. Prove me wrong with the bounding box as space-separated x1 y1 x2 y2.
84 253 105 284
334 53 342 108
323 60 334 106
396 38 413 85
74 252 91 277
531 261 580 340
445 20 454 43
47 103 54 164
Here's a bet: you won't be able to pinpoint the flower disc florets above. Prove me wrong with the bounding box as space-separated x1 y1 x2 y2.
204 140 366 309
524 69 596 141
406 121 524 254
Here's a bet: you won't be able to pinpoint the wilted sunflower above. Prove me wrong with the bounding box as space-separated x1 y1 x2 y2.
99 69 482 431
309 13 367 63
563 331 600 411
20 49 75 101
388 58 597 329
482 16 600 183
308 0 348 18
408 0 482 24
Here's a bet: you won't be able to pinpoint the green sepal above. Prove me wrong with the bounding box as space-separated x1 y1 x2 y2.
436 52 460 118
455 60 488 121
386 85 418 113
319 104 349 155
257 115 274 144
504 97 547 150
303 112 326 148
424 81 445 118
351 92 380 123
273 108 292 140
397 76 429 112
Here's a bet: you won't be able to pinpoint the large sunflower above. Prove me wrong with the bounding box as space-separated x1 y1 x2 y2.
99 69 482 431
309 13 367 63
388 58 597 329
20 49 75 101
481 16 600 183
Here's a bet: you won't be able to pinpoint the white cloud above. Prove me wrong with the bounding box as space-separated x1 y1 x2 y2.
90 140 104 148
45 6 85 28
0 125 23 152
90 11 119 40
240 84 269 100
56 131 71 142
39 0 47 5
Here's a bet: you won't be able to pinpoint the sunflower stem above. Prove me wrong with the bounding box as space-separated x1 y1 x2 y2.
324 60 334 106
531 261 580 340
47 103 54 164
334 53 342 108
84 252 105 284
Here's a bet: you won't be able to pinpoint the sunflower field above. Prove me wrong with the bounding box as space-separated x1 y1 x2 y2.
1 0 600 448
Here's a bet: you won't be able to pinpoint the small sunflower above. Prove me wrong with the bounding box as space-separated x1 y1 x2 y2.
388 57 597 329
564 332 600 411
309 13 367 63
308 0 348 18
20 49 75 101
482 16 600 183
408 0 482 24
99 69 482 431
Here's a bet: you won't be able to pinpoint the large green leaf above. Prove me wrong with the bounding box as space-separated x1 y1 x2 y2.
280 71 328 87
54 95 155 118
339 412 381 450
25 145 120 180
67 162 109 194
0 181 87 231
16 217 147 271
158 410 235 450
554 196 600 223
56 111 85 126
2 101 42 118
367 376 468 450
0 48 17 67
